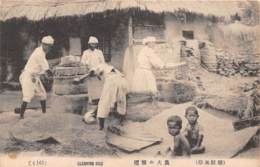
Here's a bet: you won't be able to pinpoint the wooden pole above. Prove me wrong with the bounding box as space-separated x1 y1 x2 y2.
184 12 187 24
128 14 135 76
128 15 134 60
0 22 2 83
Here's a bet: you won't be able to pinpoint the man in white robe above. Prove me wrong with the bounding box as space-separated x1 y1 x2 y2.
131 36 165 95
74 63 127 130
81 36 105 103
94 63 128 130
16 35 54 119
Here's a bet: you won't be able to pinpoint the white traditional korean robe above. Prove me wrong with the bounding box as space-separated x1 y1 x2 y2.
130 46 164 94
96 64 128 119
19 46 49 102
81 49 105 101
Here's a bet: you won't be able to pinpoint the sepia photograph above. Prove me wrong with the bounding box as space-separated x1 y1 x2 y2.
0 0 259 167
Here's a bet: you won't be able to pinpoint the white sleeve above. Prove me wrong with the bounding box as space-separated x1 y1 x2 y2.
34 49 48 71
81 51 89 65
149 50 164 69
42 58 49 71
99 50 105 63
38 53 49 72
26 50 36 66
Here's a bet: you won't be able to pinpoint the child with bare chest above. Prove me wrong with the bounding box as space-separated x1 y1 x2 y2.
184 106 205 154
167 115 191 157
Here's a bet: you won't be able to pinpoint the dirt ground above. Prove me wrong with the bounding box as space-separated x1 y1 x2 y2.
0 97 258 158
0 59 259 158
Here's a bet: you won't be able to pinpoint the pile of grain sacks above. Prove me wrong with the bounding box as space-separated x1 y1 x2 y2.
51 56 88 114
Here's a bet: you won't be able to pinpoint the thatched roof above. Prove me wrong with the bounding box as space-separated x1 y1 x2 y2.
1 0 242 21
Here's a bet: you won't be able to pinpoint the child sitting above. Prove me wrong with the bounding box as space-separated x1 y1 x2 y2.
167 115 191 157
184 106 205 154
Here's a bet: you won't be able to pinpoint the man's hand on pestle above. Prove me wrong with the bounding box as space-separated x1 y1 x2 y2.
73 77 81 84
74 77 80 82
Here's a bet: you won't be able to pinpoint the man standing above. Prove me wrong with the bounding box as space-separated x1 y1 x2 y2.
15 35 54 119
81 36 105 103
130 36 164 96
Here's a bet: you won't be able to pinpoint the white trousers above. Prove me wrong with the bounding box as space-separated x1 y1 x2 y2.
97 74 127 118
19 71 47 103
87 77 104 101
